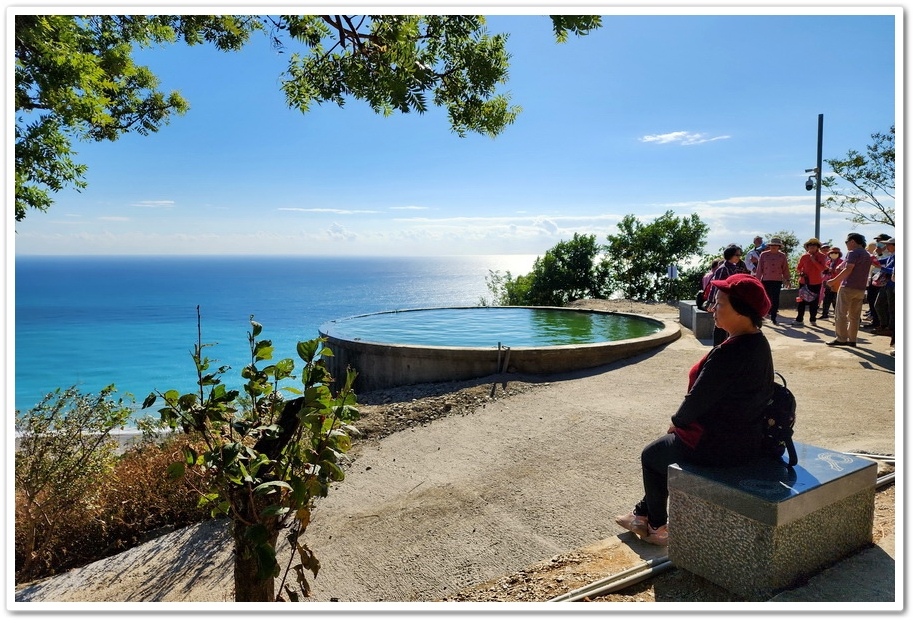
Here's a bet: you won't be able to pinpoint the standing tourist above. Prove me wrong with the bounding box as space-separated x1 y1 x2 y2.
819 246 844 319
864 235 889 327
754 237 791 324
825 233 872 347
793 238 828 326
614 274 774 547
709 245 748 345
870 237 895 338
698 259 723 309
744 236 765 272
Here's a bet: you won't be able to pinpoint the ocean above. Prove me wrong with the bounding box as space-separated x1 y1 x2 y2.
13 254 537 416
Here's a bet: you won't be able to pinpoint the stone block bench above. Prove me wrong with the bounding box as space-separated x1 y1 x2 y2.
677 300 714 340
691 306 714 340
667 442 877 599
678 300 696 329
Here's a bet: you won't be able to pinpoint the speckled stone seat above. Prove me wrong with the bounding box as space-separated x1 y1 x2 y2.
691 306 715 340
678 300 697 329
667 442 877 600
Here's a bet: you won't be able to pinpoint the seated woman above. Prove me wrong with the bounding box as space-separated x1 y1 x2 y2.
615 273 774 546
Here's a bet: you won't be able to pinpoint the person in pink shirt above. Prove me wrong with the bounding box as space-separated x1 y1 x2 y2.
753 237 791 324
793 238 829 326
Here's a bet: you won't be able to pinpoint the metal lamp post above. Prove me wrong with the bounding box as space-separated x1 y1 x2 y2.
805 114 824 240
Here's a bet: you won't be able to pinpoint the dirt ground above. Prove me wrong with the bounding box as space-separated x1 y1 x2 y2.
13 299 897 606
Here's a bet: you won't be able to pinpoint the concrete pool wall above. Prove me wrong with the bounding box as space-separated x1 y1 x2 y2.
320 309 682 392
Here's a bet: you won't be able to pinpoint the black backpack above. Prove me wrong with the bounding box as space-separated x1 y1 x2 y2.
761 372 798 465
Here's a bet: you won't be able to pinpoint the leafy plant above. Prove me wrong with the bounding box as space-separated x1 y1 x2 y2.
14 385 133 581
144 309 359 601
481 267 538 307
604 211 709 301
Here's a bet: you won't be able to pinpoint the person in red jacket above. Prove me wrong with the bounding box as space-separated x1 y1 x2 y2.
614 274 774 547
793 238 829 326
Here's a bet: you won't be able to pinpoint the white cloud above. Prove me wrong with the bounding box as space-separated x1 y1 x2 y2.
17 192 889 258
661 195 817 217
639 131 730 145
98 216 130 222
326 222 357 241
278 208 381 215
388 205 432 211
532 218 560 235
130 200 175 208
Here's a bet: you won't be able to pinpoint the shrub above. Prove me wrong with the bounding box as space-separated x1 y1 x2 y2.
94 434 216 558
14 387 215 584
15 385 131 582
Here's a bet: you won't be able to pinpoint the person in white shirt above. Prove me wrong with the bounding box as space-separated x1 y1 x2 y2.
744 236 764 272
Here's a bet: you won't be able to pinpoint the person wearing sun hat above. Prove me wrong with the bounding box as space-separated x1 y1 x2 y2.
793 238 829 326
819 245 844 319
826 232 871 346
753 237 791 323
864 236 890 326
870 236 895 342
615 273 774 547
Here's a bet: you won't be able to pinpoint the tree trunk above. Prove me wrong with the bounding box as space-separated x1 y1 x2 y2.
231 518 279 602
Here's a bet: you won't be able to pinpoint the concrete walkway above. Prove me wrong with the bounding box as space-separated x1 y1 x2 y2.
12 304 899 610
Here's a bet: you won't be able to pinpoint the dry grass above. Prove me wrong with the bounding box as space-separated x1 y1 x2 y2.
15 435 214 584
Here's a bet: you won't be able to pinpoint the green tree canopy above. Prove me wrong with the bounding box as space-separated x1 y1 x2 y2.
604 211 709 301
821 125 895 227
484 211 711 305
523 233 608 306
14 14 602 222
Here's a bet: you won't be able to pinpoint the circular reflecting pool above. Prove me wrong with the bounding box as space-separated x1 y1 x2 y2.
319 306 662 347
318 306 680 392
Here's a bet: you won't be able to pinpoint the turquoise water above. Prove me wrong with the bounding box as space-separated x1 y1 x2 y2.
14 254 537 414
320 307 661 347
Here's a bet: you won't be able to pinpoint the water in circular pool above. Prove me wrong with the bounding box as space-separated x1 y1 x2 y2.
319 307 662 347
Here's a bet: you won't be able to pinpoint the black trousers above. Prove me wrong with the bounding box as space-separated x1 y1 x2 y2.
821 287 837 316
633 433 697 529
795 283 822 321
762 281 782 321
866 284 880 316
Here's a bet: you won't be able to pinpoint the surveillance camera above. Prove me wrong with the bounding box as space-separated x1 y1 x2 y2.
805 178 814 191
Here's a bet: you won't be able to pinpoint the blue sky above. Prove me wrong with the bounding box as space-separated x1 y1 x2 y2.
10 6 901 257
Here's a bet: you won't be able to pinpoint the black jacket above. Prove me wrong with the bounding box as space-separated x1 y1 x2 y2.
671 331 774 466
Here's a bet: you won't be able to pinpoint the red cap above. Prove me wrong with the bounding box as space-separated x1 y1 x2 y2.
709 273 770 318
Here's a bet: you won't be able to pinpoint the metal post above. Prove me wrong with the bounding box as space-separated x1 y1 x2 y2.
815 113 823 240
